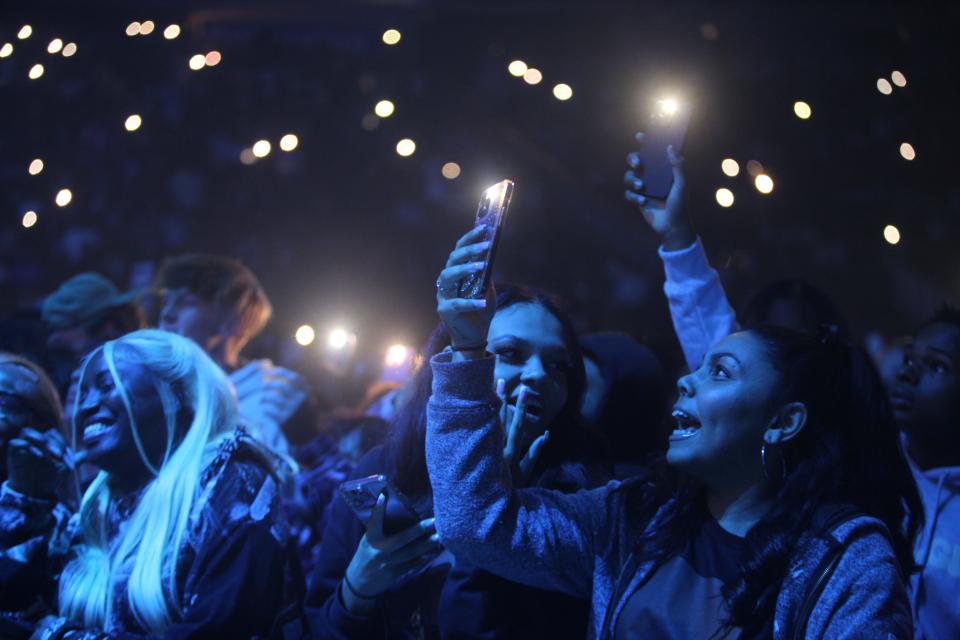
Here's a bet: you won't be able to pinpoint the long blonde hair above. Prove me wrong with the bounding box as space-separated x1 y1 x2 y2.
59 329 237 634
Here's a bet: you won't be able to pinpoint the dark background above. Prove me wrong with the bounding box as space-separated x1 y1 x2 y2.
3 0 959 380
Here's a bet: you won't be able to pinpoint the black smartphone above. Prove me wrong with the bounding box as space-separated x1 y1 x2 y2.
634 98 691 200
456 179 514 300
339 474 423 536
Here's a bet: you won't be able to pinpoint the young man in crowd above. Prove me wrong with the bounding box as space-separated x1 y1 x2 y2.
155 254 308 455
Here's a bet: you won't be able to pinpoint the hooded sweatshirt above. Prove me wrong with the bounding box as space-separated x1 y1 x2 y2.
909 458 960 639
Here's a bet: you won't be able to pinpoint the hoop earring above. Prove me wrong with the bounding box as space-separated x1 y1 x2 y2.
761 442 786 483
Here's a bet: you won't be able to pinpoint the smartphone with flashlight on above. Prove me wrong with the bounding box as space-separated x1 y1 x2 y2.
456 179 514 299
339 474 424 536
634 98 691 200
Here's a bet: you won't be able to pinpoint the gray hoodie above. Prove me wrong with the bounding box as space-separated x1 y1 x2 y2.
426 353 912 639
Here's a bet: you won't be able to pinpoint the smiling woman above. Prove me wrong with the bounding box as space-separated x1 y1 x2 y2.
0 330 299 638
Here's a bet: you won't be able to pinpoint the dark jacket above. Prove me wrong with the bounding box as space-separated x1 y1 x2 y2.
425 352 913 639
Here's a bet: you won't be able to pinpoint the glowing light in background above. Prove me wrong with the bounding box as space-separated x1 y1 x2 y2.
17 25 32 40
361 113 380 131
700 23 720 41
899 142 915 160
374 99 395 117
382 29 401 45
188 54 205 70
755 174 775 194
883 225 901 245
715 188 735 208
164 24 181 40
22 211 38 228
396 138 416 157
28 64 44 80
139 20 155 36
876 78 893 95
126 22 141 37
523 68 543 85
252 139 272 158
385 344 411 367
279 134 299 152
507 60 527 77
55 188 72 207
62 42 77 57
658 98 679 115
295 325 316 346
891 70 907 87
28 159 44 175
328 328 351 350
204 51 221 67
721 158 740 177
441 162 461 179
0 43 12 58
47 38 63 54
793 101 812 119
239 148 256 165
553 83 573 101
746 160 764 177
124 114 142 131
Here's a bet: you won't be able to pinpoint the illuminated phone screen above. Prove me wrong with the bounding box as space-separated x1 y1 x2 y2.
636 99 691 200
457 179 514 299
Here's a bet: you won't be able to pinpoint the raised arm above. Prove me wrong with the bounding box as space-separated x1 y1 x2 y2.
624 134 738 371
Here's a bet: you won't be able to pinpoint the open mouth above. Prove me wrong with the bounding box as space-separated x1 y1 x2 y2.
509 393 544 419
670 408 702 441
82 420 114 444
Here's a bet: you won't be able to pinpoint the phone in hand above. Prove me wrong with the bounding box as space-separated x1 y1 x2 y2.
457 179 514 299
634 98 691 200
339 474 424 536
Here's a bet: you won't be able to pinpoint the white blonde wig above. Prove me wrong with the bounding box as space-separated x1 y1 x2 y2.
59 329 237 634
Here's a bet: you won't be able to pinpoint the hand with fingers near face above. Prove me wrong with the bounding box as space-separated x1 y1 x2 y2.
497 380 550 485
6 427 71 498
624 133 694 251
436 226 496 356
342 494 441 614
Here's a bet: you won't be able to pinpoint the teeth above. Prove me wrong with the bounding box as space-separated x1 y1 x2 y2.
83 422 111 439
671 409 700 430
670 427 700 440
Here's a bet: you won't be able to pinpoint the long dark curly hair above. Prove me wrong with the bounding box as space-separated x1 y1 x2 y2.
629 326 922 638
384 283 608 497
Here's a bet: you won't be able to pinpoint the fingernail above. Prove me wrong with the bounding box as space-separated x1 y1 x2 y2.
431 533 440 542
634 180 643 189
496 379 505 395
377 494 385 505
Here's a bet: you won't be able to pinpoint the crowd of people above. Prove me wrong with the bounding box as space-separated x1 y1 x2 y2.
0 137 956 639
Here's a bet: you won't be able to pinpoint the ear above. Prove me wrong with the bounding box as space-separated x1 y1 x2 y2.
763 402 807 445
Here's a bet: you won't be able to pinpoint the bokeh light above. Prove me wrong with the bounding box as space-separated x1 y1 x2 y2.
55 188 72 207
295 325 316 346
382 29 401 45
374 99 395 118
553 83 573 101
188 54 205 70
891 70 907 87
385 344 411 367
746 160 764 177
124 114 142 132
328 328 351 350
239 148 256 165
715 188 735 208
721 158 740 177
47 38 63 54
22 211 38 228
793 101 812 119
125 22 141 37
523 68 543 85
28 64 44 80
205 51 222 67
396 138 416 157
279 134 299 152
876 78 893 95
17 25 32 40
252 139 272 158
441 162 461 179
163 24 181 40
28 159 44 175
508 60 527 77
139 20 155 36
754 174 775 194
700 23 720 41
62 42 77 57
0 43 12 58
658 98 679 115
899 142 915 161
883 225 901 245
361 113 380 131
